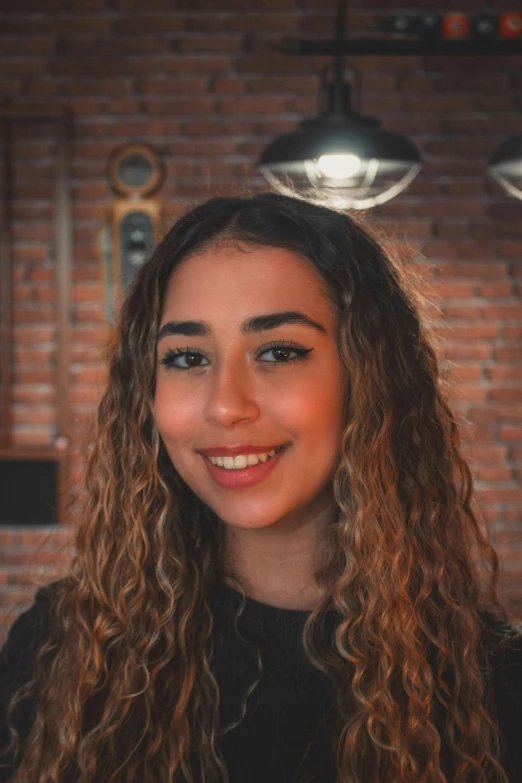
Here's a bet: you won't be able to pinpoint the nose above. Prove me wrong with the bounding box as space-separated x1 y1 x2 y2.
203 361 260 427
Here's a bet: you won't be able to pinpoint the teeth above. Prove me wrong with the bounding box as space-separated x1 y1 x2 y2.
208 449 279 470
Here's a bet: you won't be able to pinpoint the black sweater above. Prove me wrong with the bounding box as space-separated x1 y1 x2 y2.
1 579 522 782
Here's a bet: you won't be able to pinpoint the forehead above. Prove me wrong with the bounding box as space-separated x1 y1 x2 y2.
161 243 335 320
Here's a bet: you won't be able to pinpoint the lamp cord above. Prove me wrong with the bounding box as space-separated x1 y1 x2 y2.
328 0 362 114
334 0 346 86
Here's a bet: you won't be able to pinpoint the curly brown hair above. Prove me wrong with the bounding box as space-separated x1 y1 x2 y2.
0 193 515 782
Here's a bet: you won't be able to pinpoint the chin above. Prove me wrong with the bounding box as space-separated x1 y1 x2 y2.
220 516 281 531
212 500 300 532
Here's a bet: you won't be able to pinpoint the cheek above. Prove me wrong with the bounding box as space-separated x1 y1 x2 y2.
281 371 345 435
300 379 346 479
153 381 198 446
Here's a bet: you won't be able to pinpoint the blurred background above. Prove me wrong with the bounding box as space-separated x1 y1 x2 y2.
1 0 521 645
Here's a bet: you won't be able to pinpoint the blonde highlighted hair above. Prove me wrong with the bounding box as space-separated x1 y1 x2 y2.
1 193 513 782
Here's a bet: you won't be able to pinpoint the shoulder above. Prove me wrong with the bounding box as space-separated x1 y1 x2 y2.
0 577 71 670
478 610 522 722
478 610 522 679
477 612 522 781
1 577 71 734
0 579 71 779
478 610 522 661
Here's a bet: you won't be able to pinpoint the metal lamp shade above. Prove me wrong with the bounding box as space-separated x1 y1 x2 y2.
259 116 422 209
489 133 522 200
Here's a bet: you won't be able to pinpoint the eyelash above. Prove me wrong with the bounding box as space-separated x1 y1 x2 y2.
159 341 313 370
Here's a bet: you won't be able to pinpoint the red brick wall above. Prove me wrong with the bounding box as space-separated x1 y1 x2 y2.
1 0 521 643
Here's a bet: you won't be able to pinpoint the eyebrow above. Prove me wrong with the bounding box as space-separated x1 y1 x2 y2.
156 311 327 342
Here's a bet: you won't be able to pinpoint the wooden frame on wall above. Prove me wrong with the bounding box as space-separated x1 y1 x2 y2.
0 106 74 526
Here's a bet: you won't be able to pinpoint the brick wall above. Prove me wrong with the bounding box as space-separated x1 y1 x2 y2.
0 0 521 643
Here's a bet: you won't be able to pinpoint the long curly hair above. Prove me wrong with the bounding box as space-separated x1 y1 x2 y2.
1 193 516 783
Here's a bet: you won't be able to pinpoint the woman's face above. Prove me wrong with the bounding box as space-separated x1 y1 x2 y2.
154 242 348 534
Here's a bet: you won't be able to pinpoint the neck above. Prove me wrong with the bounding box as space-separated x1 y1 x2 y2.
222 497 335 611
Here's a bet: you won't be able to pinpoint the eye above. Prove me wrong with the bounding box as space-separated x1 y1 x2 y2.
256 341 314 364
159 348 209 370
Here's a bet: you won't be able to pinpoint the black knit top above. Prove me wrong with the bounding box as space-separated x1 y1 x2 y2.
1 579 522 782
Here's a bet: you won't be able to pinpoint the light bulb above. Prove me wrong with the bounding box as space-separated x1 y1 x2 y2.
316 154 361 179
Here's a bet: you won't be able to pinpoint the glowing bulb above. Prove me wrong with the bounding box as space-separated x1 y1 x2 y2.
316 154 361 179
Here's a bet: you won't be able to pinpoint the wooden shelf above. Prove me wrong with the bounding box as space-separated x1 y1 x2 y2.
0 447 68 461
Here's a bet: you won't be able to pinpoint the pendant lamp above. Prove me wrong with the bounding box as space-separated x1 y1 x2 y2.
258 0 422 209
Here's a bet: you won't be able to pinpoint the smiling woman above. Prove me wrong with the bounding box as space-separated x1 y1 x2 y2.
1 193 522 783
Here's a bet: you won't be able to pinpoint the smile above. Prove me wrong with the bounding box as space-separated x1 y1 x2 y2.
201 445 288 490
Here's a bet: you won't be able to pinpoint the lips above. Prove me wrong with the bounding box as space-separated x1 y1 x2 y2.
201 444 288 490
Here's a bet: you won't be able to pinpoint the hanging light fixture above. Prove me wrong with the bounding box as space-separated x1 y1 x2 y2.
488 133 522 200
258 0 422 209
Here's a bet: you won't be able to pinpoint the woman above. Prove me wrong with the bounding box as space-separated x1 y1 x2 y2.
1 193 521 783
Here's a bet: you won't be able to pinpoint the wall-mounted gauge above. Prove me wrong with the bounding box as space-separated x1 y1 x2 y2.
107 143 165 198
100 143 168 324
